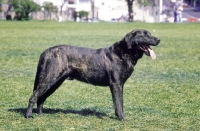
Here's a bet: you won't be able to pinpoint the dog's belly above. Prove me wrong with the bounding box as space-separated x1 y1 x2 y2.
77 72 110 86
70 63 110 86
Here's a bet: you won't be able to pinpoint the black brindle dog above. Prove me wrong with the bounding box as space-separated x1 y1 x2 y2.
26 29 160 120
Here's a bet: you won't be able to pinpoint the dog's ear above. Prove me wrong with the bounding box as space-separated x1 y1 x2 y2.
124 30 137 49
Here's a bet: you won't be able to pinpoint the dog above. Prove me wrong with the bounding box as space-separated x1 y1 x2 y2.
26 29 160 120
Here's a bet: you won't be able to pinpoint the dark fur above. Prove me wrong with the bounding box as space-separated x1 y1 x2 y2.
26 29 160 120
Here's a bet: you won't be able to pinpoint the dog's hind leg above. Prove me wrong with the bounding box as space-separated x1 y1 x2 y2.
26 83 47 118
36 76 66 115
36 67 74 115
26 67 73 118
26 76 64 118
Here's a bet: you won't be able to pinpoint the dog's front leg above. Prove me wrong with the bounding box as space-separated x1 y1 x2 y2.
110 83 124 120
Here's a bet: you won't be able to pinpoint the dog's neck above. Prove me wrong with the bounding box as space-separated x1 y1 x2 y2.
111 40 143 61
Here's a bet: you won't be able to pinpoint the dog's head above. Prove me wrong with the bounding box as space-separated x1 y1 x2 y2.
124 29 160 59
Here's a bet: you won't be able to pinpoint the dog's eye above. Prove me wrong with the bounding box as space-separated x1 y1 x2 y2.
147 32 151 36
131 32 137 37
144 32 151 37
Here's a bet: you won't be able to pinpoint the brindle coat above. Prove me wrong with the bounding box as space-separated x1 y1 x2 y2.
26 29 160 120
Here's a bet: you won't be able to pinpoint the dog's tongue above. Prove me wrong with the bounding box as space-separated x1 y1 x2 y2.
148 48 156 59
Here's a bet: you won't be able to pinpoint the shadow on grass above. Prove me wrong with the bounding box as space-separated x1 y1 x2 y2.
8 108 108 119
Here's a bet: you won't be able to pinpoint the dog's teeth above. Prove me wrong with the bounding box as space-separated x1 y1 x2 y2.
149 49 156 59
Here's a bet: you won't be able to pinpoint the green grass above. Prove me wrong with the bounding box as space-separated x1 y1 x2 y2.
0 21 200 130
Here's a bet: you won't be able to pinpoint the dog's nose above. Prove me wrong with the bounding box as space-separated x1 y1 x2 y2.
156 38 160 43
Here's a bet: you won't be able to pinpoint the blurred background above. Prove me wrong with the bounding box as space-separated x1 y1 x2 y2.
0 0 200 23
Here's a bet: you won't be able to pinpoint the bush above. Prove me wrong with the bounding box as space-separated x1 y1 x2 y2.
12 0 40 20
78 10 88 18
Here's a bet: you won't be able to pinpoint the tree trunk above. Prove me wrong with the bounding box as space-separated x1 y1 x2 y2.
60 3 65 16
127 0 134 22
91 0 94 19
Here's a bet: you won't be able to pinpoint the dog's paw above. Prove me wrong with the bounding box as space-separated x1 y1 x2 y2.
25 115 34 118
116 112 125 121
118 116 125 121
38 112 43 116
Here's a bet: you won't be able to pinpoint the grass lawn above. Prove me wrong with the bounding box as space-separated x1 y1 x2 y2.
0 21 199 130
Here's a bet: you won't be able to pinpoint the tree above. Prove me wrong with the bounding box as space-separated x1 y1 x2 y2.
126 0 158 22
126 0 134 22
0 0 13 19
12 0 40 20
90 0 94 19
60 0 66 15
42 2 58 20
137 0 159 22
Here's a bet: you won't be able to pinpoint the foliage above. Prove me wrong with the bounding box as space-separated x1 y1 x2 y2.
42 1 58 13
137 0 160 7
0 0 12 3
78 10 89 18
42 1 58 20
0 21 200 130
12 0 40 20
137 0 151 7
0 0 4 4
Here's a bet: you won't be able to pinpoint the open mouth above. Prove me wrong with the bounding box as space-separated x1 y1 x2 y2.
139 45 156 59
